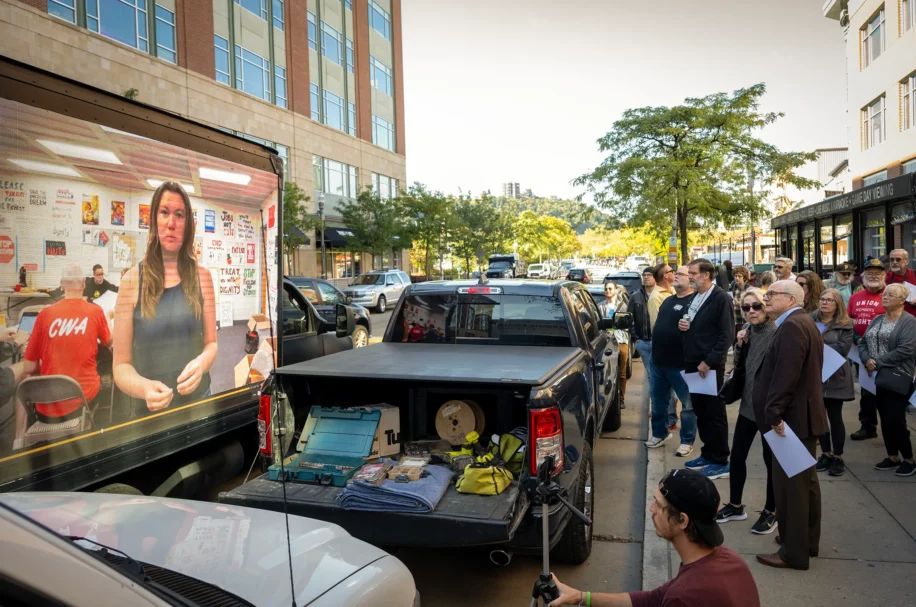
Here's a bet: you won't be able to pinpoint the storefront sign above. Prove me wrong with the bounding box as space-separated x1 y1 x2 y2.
772 174 916 228
0 235 14 264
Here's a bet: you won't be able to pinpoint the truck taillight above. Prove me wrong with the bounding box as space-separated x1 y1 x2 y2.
258 393 272 455
530 407 563 474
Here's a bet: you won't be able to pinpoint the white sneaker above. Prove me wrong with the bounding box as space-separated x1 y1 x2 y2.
675 444 694 457
645 433 673 449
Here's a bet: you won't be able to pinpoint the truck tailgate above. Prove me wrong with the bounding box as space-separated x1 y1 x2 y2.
275 343 581 385
219 475 528 547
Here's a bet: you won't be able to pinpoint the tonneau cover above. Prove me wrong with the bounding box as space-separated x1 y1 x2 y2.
276 343 581 385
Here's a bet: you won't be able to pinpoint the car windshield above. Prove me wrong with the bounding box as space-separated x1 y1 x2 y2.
529 265 544 271
607 276 643 294
569 269 585 275
352 274 385 286
489 261 511 268
392 294 573 347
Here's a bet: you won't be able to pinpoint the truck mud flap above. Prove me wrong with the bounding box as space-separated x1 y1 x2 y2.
219 475 529 547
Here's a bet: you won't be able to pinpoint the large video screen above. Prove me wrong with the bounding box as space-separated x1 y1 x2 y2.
0 97 280 486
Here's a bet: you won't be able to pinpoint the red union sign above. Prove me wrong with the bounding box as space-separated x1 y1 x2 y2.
0 235 14 264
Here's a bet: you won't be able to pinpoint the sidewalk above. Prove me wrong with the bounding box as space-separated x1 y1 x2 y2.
641 373 916 606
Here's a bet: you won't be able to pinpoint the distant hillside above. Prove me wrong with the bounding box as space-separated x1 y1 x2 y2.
493 196 606 234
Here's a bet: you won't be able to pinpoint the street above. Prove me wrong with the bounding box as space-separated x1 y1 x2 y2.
369 307 393 342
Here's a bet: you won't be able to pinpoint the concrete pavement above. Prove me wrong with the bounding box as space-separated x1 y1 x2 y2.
642 370 916 606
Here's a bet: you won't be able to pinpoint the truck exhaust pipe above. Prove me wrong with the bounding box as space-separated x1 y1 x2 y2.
489 549 513 566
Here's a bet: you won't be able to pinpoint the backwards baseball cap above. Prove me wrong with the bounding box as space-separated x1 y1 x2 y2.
658 468 724 547
864 258 886 272
836 262 854 273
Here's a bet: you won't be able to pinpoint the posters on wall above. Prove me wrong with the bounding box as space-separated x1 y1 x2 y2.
204 238 227 266
219 267 242 296
139 204 151 229
110 231 139 270
111 201 125 226
228 242 245 266
55 187 76 206
3 179 26 212
0 235 14 264
243 268 257 297
29 189 47 207
246 243 256 264
205 209 215 233
82 194 99 225
221 211 235 238
45 240 66 256
237 214 254 240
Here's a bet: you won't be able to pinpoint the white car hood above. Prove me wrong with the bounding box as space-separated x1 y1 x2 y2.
0 492 391 607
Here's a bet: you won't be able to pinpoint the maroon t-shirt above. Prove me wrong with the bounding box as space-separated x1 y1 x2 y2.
629 546 760 607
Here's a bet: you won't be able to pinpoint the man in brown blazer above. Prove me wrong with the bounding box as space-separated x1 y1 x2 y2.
752 280 828 570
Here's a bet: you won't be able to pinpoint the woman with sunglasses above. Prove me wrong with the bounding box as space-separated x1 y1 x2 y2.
599 281 631 408
715 287 778 534
858 283 916 477
796 270 824 313
811 288 855 476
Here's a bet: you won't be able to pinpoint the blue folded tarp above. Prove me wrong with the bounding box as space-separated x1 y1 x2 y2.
337 464 453 513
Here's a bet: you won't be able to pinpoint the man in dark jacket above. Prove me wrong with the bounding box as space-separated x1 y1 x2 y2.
753 280 827 571
678 258 734 479
630 267 655 413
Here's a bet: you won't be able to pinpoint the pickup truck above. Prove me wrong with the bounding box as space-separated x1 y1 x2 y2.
220 279 629 564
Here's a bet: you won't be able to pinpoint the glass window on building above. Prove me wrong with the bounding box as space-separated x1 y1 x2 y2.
155 5 177 64
275 144 289 183
372 115 395 152
323 90 345 132
313 155 324 191
862 208 887 262
863 170 887 186
349 166 359 198
49 0 77 23
861 5 885 68
273 0 284 30
862 95 886 149
274 66 287 108
310 83 320 121
346 39 355 73
215 35 231 85
369 0 391 40
98 0 149 52
892 202 916 269
236 0 268 21
370 56 392 95
819 221 834 269
325 160 347 197
372 173 398 199
777 227 787 257
906 0 916 32
904 159 916 175
835 214 853 265
904 73 916 131
308 11 318 50
235 46 271 102
788 226 798 263
801 223 816 270
348 102 356 136
322 22 343 66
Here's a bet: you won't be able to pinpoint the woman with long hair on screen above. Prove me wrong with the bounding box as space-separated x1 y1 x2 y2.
113 181 217 415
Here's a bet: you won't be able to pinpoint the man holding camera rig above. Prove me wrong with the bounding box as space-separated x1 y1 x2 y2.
547 469 759 606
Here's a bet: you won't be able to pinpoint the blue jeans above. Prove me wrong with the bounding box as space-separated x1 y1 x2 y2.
650 365 697 444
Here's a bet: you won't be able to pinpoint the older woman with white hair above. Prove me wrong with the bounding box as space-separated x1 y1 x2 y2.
858 282 916 477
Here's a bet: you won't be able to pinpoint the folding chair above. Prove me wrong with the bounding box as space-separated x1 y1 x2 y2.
17 375 92 449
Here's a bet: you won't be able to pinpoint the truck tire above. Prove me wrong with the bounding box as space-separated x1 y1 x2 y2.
552 440 593 564
351 325 369 348
376 296 387 314
602 380 622 432
94 483 143 495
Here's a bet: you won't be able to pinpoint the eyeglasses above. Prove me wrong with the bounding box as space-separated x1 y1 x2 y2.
665 269 674 274
819 297 838 304
763 290 790 299
797 281 807 286
741 303 764 312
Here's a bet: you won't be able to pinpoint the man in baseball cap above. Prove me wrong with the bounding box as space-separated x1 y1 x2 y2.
548 469 759 606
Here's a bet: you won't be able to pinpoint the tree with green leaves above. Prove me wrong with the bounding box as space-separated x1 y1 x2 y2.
338 188 409 270
282 181 321 275
400 183 452 278
451 197 494 278
574 84 818 263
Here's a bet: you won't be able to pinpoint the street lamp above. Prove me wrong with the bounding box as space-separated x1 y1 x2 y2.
318 192 326 279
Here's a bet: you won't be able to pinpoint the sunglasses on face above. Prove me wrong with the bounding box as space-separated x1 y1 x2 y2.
891 257 906 262
741 303 764 312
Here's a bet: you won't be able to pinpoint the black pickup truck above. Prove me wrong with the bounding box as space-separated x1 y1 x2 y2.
220 279 628 564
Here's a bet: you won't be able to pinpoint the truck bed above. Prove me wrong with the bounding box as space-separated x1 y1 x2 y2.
219 474 529 547
275 343 581 385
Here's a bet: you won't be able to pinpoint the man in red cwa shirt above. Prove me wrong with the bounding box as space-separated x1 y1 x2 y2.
847 259 887 441
548 468 759 607
15 265 111 444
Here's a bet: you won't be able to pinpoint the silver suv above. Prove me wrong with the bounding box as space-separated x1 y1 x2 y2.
344 270 411 313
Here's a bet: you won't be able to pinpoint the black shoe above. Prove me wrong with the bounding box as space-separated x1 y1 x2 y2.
751 509 777 535
815 454 833 472
896 461 916 477
875 458 899 471
851 427 878 441
828 458 846 477
716 503 747 523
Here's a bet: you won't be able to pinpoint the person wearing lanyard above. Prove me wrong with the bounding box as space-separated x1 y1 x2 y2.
678 259 735 479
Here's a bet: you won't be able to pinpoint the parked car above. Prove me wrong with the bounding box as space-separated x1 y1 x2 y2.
603 271 644 296
0 492 419 607
566 268 591 283
286 277 372 348
526 263 553 279
344 270 411 313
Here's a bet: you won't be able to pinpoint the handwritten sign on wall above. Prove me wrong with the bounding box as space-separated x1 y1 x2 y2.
219 267 241 296
243 268 257 297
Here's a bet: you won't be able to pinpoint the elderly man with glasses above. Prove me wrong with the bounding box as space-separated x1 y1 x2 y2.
885 249 916 317
848 258 889 440
773 257 796 282
753 280 827 570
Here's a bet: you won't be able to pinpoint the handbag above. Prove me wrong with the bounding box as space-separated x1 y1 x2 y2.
875 367 915 396
718 335 749 405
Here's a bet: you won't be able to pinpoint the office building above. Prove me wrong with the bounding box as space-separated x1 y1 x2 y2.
771 0 915 274
1 0 407 280
502 182 520 199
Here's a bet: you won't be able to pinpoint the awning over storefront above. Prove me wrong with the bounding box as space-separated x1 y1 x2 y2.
318 227 356 247
771 174 916 229
288 225 310 245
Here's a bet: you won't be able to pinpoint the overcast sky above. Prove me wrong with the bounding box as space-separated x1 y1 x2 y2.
401 0 847 200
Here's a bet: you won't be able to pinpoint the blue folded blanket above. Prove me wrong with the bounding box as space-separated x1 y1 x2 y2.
338 464 453 513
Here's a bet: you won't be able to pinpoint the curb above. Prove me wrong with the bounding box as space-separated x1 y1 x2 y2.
641 442 670 590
